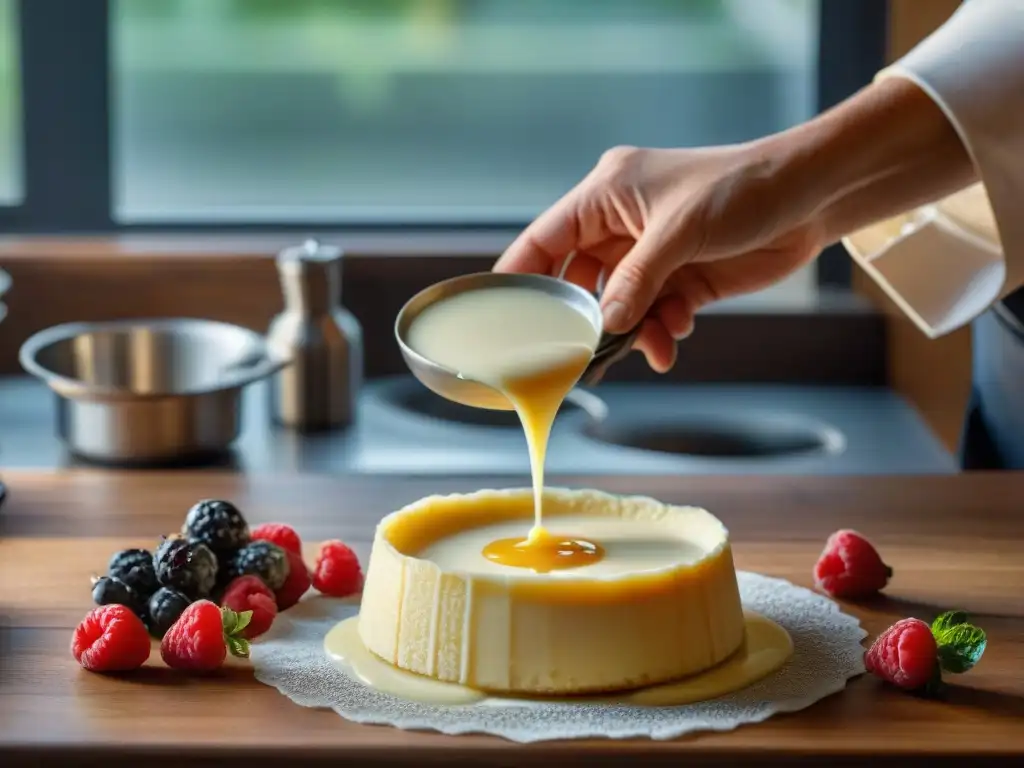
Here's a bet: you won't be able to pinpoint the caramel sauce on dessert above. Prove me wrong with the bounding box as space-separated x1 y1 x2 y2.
482 531 604 573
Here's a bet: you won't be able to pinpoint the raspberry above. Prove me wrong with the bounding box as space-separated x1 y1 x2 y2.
72 605 152 673
865 611 988 693
252 523 302 555
221 576 277 639
864 618 937 690
813 529 892 598
274 548 312 610
160 600 252 671
312 540 363 598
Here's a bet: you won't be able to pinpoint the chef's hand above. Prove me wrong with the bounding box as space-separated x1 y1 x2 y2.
494 144 826 373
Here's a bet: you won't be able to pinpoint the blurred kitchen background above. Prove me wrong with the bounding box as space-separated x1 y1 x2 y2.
0 1 972 478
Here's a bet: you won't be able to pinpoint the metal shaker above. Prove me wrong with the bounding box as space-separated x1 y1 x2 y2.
267 239 363 431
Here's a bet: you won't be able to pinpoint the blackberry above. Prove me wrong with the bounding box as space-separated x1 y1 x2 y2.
107 548 159 597
183 499 250 555
153 535 219 599
91 575 148 618
147 587 192 639
226 540 290 591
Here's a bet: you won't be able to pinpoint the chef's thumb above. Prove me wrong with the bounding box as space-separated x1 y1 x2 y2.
599 231 685 334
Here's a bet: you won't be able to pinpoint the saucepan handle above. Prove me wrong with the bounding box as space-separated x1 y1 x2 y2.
556 253 642 386
220 343 292 387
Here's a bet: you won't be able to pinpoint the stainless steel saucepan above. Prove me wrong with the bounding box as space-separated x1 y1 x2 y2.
19 318 289 464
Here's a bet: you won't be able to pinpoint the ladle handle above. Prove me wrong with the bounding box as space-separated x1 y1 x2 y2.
581 327 642 386
557 253 641 386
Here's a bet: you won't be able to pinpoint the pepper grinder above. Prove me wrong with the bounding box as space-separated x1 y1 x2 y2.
267 239 363 431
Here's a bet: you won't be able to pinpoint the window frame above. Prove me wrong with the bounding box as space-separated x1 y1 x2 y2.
3 0 888 286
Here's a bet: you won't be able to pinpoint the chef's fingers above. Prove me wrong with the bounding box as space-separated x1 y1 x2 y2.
555 237 635 293
632 316 677 373
599 224 696 334
494 187 585 276
650 292 693 340
556 252 604 293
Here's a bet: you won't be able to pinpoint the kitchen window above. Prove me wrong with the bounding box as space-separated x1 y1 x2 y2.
0 0 19 206
1 0 886 291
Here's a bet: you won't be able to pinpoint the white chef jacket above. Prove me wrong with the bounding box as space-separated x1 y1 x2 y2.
844 0 1024 338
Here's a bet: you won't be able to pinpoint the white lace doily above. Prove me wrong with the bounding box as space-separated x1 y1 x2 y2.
251 571 867 743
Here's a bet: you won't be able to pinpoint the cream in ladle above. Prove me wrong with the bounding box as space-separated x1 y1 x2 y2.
404 281 603 569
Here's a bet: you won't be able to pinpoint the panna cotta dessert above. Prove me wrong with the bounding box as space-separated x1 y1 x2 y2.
350 277 757 700
357 486 746 696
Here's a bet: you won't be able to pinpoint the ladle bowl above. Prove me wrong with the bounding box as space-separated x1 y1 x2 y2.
395 272 634 411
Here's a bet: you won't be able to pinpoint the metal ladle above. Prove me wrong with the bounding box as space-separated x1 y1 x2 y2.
394 254 639 411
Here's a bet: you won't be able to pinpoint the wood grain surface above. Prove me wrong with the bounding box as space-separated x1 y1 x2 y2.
2 470 1023 767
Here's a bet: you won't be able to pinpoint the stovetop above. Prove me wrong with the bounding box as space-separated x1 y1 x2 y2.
0 375 955 476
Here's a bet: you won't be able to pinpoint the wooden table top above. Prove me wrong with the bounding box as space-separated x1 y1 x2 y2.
1 470 1023 767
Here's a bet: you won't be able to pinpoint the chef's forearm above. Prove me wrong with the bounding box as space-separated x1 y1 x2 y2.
763 76 977 246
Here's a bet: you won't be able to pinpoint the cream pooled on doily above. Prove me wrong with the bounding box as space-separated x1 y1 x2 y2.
251 571 867 743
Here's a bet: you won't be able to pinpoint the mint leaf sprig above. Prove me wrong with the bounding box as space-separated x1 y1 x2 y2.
932 610 987 675
221 606 253 659
924 610 987 695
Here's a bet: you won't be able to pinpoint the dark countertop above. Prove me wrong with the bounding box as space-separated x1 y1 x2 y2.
0 375 955 476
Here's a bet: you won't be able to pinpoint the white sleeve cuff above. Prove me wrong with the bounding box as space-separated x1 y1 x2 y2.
843 0 1024 338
